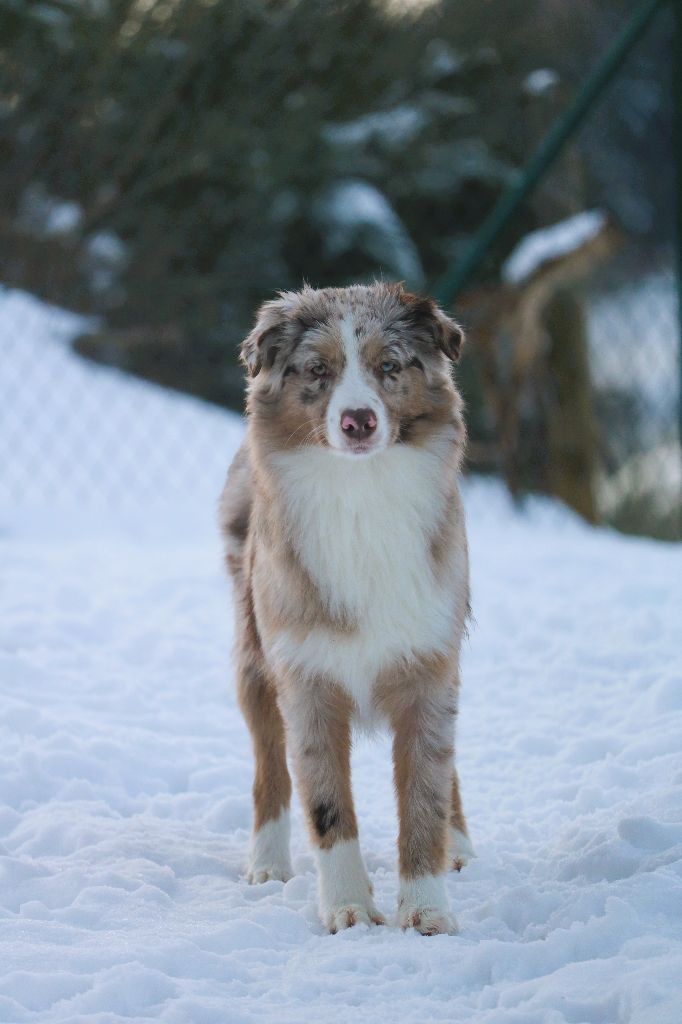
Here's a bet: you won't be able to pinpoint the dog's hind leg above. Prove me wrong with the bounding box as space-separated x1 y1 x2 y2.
222 446 292 880
238 658 293 884
449 766 476 871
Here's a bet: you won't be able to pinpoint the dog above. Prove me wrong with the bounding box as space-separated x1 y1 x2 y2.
220 282 474 935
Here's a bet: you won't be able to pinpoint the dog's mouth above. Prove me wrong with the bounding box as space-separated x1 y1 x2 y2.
333 436 385 458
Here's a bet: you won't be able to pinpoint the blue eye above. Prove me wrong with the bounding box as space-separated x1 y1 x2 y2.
380 360 399 374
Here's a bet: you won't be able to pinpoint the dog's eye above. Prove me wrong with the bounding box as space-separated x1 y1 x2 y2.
309 362 328 378
380 360 400 374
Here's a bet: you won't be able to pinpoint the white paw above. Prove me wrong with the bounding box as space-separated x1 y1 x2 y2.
317 838 385 933
398 873 458 936
247 862 293 884
398 904 458 936
450 827 476 872
326 900 386 934
247 811 292 884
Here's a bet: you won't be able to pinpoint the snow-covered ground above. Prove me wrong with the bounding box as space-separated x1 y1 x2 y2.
1 289 681 1023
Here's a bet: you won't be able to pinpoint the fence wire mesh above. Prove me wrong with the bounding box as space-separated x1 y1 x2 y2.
0 0 680 539
1 251 679 539
586 254 680 539
452 239 681 541
0 287 241 510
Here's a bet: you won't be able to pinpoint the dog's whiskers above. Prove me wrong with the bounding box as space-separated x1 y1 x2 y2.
283 419 319 447
296 425 326 451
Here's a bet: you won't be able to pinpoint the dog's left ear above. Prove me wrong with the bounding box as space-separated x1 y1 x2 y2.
398 291 464 362
241 294 297 377
432 305 465 362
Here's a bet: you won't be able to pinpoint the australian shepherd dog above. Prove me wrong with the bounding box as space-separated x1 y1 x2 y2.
220 283 474 935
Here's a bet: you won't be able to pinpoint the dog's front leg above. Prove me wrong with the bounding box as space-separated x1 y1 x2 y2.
391 685 459 935
282 677 385 933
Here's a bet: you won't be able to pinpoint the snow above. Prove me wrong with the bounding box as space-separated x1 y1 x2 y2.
1 289 682 1023
423 38 465 80
18 187 83 238
85 233 128 265
599 440 681 523
586 266 680 524
588 266 679 423
315 179 425 288
323 106 428 148
0 287 241 510
523 68 560 97
85 231 129 294
502 210 608 286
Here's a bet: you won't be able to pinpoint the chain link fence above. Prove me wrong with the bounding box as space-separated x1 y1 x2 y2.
452 236 681 541
0 0 679 538
0 287 240 509
1 240 679 538
586 253 680 539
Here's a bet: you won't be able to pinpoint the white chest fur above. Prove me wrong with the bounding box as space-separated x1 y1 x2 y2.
266 441 467 717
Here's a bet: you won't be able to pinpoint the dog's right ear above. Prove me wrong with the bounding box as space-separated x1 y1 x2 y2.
240 297 293 377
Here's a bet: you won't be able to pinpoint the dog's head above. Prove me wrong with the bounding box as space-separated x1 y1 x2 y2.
242 283 464 457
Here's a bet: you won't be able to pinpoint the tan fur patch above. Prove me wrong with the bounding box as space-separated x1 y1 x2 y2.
450 768 468 838
376 652 458 879
238 661 291 831
279 676 358 851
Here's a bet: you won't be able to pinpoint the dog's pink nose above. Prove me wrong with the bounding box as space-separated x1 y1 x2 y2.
341 408 377 438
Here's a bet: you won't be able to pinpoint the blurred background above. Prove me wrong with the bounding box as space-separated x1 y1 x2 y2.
1 0 680 539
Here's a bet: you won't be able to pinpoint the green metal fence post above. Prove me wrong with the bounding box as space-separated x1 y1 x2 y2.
433 0 669 307
674 0 682 537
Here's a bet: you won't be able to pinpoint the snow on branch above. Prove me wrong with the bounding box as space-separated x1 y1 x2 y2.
502 210 608 286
